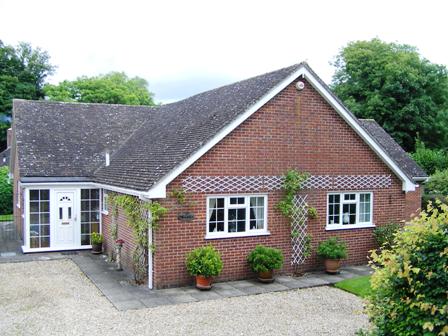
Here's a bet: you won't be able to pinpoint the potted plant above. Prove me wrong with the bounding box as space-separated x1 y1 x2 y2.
186 245 223 290
91 232 103 254
317 237 347 274
247 245 284 283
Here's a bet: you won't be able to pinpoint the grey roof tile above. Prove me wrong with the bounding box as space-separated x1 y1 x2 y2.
93 64 302 190
358 119 427 179
13 100 154 178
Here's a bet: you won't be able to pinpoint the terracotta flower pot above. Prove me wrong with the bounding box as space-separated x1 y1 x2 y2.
91 243 102 254
258 270 274 283
195 275 213 290
324 259 341 274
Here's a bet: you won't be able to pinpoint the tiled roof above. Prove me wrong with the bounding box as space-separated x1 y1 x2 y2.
14 63 426 192
13 100 154 178
94 64 302 190
358 119 427 179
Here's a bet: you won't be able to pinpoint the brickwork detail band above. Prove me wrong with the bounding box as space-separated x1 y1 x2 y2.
182 174 391 193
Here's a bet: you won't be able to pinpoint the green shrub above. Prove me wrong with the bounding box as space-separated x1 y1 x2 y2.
247 245 284 273
411 140 448 175
366 201 448 335
317 237 347 260
425 169 448 196
372 222 401 249
186 245 223 277
0 166 12 215
91 232 103 244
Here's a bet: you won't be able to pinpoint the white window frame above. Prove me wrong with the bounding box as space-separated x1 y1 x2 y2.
101 189 109 215
205 194 270 239
326 191 374 231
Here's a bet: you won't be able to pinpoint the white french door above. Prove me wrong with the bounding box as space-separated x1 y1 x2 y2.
54 190 76 248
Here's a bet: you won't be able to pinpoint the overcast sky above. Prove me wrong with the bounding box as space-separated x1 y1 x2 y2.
1 0 447 103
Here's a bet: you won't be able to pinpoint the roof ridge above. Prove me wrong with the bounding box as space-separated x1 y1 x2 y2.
13 98 160 109
161 63 303 108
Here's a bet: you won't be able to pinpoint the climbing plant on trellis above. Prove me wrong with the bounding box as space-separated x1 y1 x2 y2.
277 169 314 266
290 195 311 265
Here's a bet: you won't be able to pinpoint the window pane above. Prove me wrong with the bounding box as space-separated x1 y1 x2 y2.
40 190 49 200
30 237 39 248
30 214 39 225
91 222 99 233
41 225 50 236
81 234 90 246
209 198 216 209
40 213 50 224
40 236 50 248
209 209 217 222
228 209 236 221
80 212 89 222
81 223 90 234
342 203 356 224
90 189 100 200
81 189 90 199
237 221 245 232
30 202 39 213
30 190 39 200
250 219 257 230
90 212 100 222
91 200 99 211
30 225 39 237
344 194 356 201
217 198 224 208
81 200 90 211
230 197 245 205
40 201 49 213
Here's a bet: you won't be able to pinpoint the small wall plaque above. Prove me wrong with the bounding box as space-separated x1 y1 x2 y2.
178 212 194 221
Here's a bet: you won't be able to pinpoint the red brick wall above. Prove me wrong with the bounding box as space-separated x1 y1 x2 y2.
405 186 422 221
102 205 138 274
151 78 417 288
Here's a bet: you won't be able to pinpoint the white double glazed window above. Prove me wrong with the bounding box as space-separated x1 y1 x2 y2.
327 192 373 230
206 195 268 238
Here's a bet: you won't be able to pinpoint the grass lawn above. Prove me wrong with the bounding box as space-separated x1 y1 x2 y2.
334 275 372 298
0 214 13 221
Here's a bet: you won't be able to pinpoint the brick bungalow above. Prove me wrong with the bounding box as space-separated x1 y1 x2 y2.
10 62 427 288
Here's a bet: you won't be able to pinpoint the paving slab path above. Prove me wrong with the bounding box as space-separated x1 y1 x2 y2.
71 252 373 311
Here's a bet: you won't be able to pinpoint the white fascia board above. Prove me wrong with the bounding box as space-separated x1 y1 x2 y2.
21 180 147 198
145 64 417 197
300 67 416 192
93 182 146 197
145 66 309 199
20 181 97 188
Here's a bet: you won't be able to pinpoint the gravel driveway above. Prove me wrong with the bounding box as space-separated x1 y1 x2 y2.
0 259 368 335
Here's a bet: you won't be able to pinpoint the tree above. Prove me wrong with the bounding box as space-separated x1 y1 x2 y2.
44 72 155 106
331 39 448 152
0 166 12 215
0 40 55 148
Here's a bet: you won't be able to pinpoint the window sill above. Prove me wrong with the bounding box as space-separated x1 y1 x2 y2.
325 224 375 231
205 231 271 240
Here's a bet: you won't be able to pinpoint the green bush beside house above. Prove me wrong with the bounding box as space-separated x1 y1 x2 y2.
0 167 13 216
364 201 448 336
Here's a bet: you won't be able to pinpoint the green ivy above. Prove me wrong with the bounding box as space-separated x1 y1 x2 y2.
109 193 167 283
277 169 314 259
